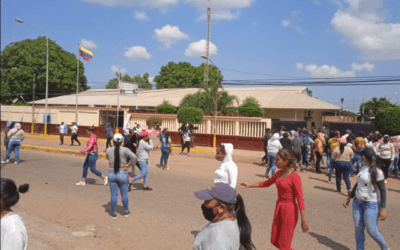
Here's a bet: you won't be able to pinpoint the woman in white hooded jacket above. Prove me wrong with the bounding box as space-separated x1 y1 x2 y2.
214 143 238 189
265 133 283 178
123 114 132 147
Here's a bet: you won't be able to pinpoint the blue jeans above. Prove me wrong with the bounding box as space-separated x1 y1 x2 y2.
351 152 361 175
132 161 149 186
108 170 129 213
352 198 388 250
4 140 9 153
160 147 170 166
123 134 129 147
389 154 399 177
327 151 335 182
3 139 21 162
82 152 103 179
302 149 309 169
334 161 351 191
265 152 277 177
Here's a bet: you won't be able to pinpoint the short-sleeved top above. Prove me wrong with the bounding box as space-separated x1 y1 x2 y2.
1 212 28 250
162 137 171 148
193 220 240 250
355 166 384 202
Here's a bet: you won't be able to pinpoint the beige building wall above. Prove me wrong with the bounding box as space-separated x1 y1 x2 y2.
263 109 306 121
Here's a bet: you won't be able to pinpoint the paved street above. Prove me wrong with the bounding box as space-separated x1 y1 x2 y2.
1 145 400 250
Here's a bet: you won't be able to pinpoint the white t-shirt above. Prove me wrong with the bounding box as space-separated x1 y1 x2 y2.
1 212 28 250
193 220 240 250
59 124 66 134
184 132 191 142
70 125 78 134
355 166 384 202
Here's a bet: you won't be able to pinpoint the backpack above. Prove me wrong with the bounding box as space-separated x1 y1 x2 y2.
356 137 366 149
329 138 340 152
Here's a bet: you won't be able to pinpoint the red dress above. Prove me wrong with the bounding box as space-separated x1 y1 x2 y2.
259 171 305 250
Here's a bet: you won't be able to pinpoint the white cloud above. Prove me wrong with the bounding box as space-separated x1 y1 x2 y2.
80 39 97 49
281 20 292 28
296 62 375 77
331 0 400 60
80 0 178 9
184 39 218 58
154 25 189 48
133 10 148 20
124 46 152 60
149 75 155 83
111 65 127 75
184 0 255 20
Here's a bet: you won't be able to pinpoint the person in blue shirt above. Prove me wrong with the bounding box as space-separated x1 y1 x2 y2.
300 128 314 172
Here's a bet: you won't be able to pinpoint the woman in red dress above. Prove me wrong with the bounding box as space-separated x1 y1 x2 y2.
239 149 309 250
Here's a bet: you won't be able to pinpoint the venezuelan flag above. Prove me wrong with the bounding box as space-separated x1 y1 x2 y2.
78 45 93 62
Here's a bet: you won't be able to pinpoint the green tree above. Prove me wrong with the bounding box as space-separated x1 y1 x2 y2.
154 61 222 89
306 88 313 97
106 72 152 89
375 107 400 134
156 100 177 114
360 97 396 117
1 37 89 104
237 97 264 117
177 107 203 124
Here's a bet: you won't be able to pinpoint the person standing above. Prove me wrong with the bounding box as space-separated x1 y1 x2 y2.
265 133 283 178
259 128 271 166
314 133 325 173
193 183 256 250
104 123 114 149
160 131 172 171
180 130 191 154
327 131 340 183
240 149 309 250
342 129 352 140
127 129 141 176
106 134 137 219
2 123 25 165
1 178 29 250
123 114 132 147
3 121 15 153
343 148 389 250
332 138 354 195
389 137 399 178
178 123 187 147
57 122 68 145
214 143 238 189
300 128 314 172
129 130 153 191
69 122 80 146
76 126 108 186
280 132 291 150
291 131 303 170
378 135 395 183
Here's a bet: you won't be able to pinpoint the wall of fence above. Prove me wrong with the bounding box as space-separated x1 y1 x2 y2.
327 122 375 137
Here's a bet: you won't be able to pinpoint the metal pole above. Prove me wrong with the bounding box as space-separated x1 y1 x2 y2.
76 45 79 124
116 39 121 133
362 95 365 123
31 76 35 134
213 70 219 148
44 35 48 136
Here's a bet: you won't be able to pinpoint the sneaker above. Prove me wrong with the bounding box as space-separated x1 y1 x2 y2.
110 213 117 220
302 170 306 173
264 175 270 179
1 160 9 164
384 179 387 184
124 211 130 218
14 161 19 165
143 187 153 191
139 177 144 181
104 176 108 186
76 181 86 186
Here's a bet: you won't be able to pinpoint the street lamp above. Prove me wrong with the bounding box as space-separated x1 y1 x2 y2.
200 55 219 148
340 98 344 122
15 18 49 136
12 67 35 134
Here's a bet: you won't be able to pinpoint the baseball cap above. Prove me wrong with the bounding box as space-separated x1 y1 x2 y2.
194 183 237 204
113 133 123 142
383 134 390 138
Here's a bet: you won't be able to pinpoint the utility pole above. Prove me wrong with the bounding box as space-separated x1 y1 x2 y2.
213 70 219 148
116 38 122 133
204 0 211 87
361 95 365 123
32 76 36 134
340 98 344 122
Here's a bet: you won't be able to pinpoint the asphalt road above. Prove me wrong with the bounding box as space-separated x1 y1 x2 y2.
1 147 399 250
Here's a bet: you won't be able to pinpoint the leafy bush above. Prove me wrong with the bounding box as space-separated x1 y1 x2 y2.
146 117 162 128
177 107 203 124
375 107 400 134
156 100 177 114
237 97 264 117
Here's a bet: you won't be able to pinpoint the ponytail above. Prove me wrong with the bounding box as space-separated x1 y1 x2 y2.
369 155 379 194
1 178 29 209
234 194 256 250
114 140 121 174
340 143 345 154
18 184 29 193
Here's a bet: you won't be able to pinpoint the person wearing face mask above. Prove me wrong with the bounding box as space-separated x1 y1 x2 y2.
240 149 309 250
378 135 395 184
343 148 389 250
129 130 153 191
214 144 238 189
193 183 256 250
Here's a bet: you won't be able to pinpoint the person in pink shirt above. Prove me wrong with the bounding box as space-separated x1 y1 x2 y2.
76 126 108 186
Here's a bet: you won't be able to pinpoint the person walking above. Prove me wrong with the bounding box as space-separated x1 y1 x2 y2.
389 136 399 178
104 123 114 149
332 138 354 195
193 183 256 250
300 128 314 172
178 123 187 147
160 131 172 171
280 132 292 150
378 135 395 183
343 148 389 250
127 129 141 176
57 122 68 145
291 131 303 170
2 123 25 164
327 131 340 183
180 129 191 154
314 133 325 173
76 126 108 186
214 143 238 189
69 122 80 146
3 121 15 153
123 114 132 147
259 128 271 166
240 149 309 250
1 178 29 250
106 134 137 219
265 133 283 178
129 130 153 191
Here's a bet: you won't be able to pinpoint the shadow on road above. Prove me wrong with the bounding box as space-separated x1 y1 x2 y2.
128 183 144 191
388 188 400 194
102 202 125 215
314 186 347 196
190 230 200 238
309 176 329 183
254 174 267 179
308 232 350 250
85 178 103 185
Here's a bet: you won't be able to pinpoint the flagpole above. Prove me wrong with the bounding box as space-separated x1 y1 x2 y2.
116 38 121 133
76 45 79 123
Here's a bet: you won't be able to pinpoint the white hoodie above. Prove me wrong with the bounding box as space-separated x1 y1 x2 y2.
123 114 131 135
214 143 238 189
267 133 283 153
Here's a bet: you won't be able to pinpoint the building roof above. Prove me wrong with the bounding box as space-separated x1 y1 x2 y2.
33 87 341 110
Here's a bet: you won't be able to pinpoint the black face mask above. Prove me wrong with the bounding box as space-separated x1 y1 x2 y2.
201 204 217 222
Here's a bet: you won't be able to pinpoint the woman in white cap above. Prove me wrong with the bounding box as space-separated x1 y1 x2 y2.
378 135 395 183
106 134 137 219
193 183 256 250
214 143 238 189
129 130 153 191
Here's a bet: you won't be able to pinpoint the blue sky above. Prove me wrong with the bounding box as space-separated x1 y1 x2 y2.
2 0 400 112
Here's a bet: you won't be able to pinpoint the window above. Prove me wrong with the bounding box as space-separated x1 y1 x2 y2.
99 110 124 128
